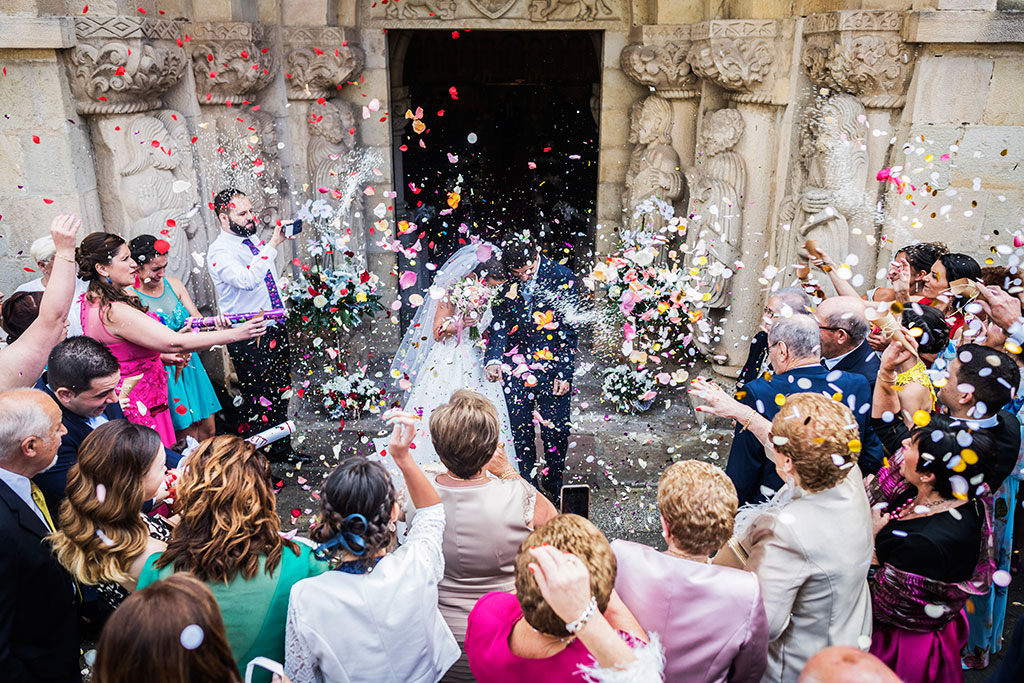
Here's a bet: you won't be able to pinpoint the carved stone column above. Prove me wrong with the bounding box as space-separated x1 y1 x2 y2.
65 15 215 308
187 22 287 233
282 26 367 261
800 10 914 282
686 19 793 377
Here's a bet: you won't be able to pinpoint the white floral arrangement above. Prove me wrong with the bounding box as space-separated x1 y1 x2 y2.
601 364 657 413
321 366 386 418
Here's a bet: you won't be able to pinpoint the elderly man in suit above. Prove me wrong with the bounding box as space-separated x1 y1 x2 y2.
33 336 180 513
815 296 880 387
0 389 80 681
737 287 814 388
723 315 882 506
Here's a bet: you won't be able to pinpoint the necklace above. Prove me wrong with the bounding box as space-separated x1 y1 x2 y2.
665 548 711 564
889 495 955 520
444 471 487 482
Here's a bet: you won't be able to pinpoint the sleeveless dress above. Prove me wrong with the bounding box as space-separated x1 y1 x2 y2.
80 295 176 446
134 279 221 430
894 360 937 408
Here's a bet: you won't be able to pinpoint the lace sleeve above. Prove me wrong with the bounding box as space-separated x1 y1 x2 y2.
404 502 446 583
284 595 320 683
517 479 537 529
577 633 665 683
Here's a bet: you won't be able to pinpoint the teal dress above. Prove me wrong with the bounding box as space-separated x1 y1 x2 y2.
134 279 221 430
138 543 328 683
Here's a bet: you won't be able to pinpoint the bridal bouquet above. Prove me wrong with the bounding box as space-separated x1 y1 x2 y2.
442 274 496 342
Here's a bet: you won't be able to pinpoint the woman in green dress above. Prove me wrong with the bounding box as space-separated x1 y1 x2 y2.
129 235 222 443
137 435 327 682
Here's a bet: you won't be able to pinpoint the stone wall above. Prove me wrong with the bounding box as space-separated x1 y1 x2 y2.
1 0 1023 378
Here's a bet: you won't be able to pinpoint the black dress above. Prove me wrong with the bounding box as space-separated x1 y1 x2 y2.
94 513 174 609
874 498 982 583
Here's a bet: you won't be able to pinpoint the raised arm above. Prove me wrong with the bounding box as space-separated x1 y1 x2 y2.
385 410 441 509
808 248 861 299
102 301 265 353
0 214 81 390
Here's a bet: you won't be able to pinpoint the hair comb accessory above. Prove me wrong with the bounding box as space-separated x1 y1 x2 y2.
313 513 369 561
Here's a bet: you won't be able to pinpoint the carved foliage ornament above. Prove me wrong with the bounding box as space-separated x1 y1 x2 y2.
190 39 278 104
286 43 365 100
802 34 911 109
66 39 187 115
620 42 698 97
687 38 774 94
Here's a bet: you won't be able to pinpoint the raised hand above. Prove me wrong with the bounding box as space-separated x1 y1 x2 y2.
485 364 503 383
384 409 418 461
50 213 82 257
688 377 744 421
976 281 1024 332
527 546 594 626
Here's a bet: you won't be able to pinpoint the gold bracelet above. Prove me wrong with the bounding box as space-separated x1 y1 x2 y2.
498 470 519 480
55 253 75 264
878 372 898 384
740 410 756 432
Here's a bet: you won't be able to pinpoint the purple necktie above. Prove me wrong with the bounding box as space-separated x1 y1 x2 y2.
242 238 284 309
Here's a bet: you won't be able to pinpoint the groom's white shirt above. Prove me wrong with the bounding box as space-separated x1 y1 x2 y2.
486 257 541 367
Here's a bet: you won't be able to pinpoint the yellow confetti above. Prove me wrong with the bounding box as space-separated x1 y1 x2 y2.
961 448 978 465
774 394 786 406
913 410 931 427
848 439 862 453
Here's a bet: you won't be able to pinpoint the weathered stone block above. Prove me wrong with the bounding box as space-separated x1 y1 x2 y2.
903 54 992 125
597 146 630 183
283 0 330 26
983 56 1024 126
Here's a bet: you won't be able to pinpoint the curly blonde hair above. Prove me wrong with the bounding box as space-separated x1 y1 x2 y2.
513 515 616 637
155 435 298 582
770 393 859 492
50 421 163 585
658 460 737 556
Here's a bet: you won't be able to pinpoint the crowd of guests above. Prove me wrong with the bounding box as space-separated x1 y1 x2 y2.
1 204 1023 682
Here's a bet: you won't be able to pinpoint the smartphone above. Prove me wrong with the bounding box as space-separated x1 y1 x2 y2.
284 218 303 238
560 484 590 518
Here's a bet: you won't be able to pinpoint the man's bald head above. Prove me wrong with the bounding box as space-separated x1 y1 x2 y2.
815 296 870 359
0 389 65 476
798 646 899 683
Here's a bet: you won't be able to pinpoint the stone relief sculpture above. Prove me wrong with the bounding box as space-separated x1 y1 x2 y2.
468 0 517 19
117 110 205 295
386 0 457 20
685 109 746 308
65 39 186 114
529 0 613 22
622 95 684 232
307 100 365 256
775 94 869 278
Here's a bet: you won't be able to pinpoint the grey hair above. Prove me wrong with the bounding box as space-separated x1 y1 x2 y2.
0 390 55 465
768 287 813 315
821 305 870 344
769 315 821 359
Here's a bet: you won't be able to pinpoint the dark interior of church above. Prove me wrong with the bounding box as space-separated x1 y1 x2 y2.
390 29 601 277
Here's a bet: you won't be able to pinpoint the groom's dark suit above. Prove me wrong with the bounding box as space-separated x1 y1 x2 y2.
485 256 581 491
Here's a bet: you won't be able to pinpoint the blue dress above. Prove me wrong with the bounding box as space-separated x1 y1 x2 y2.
135 279 222 430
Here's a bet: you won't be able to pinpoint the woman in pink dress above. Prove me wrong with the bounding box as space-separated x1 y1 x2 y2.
76 232 265 446
465 514 663 682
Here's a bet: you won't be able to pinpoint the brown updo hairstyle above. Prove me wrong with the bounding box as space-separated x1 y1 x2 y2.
514 514 617 638
429 389 500 479
76 231 146 316
311 456 397 571
154 435 299 582
0 290 43 343
50 421 163 585
658 460 737 557
770 393 859 492
93 573 241 683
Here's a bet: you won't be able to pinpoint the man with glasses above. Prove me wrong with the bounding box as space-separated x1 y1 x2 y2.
737 288 814 388
814 296 880 388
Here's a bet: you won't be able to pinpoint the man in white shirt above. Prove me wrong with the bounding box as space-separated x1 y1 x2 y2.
207 188 298 461
0 388 80 681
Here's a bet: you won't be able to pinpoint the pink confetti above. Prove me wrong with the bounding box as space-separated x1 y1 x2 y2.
399 270 417 289
475 242 493 263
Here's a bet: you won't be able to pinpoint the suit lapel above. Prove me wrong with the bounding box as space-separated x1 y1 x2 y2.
0 478 50 539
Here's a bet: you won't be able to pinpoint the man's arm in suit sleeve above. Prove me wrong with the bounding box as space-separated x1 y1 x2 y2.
484 295 510 367
725 387 766 507
850 378 884 474
0 525 32 681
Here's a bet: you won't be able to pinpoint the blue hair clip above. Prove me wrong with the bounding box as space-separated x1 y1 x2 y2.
313 513 368 561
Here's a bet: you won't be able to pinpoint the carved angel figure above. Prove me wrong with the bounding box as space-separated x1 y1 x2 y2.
118 110 204 292
685 108 746 308
775 94 869 278
623 95 684 231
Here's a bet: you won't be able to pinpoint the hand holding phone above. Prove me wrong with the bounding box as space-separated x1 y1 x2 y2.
284 219 303 238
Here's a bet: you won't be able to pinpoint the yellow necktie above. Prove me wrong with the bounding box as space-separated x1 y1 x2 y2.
30 482 56 532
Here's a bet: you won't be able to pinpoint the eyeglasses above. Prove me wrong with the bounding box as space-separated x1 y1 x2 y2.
818 325 844 333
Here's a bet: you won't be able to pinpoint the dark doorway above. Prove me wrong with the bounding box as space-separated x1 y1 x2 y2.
389 29 601 316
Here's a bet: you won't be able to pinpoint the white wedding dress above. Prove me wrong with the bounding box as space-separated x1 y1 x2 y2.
374 244 518 476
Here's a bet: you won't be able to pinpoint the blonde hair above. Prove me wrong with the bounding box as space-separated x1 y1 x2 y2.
429 389 499 479
658 460 737 556
514 515 616 637
155 436 298 582
50 421 163 585
770 393 858 492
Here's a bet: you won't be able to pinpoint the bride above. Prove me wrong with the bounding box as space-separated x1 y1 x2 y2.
375 241 518 473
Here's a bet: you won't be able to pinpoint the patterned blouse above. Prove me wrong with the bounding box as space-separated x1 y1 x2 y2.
95 513 173 610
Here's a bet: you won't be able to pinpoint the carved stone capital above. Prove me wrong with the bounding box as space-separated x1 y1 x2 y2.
621 26 699 99
66 17 187 114
189 22 279 104
282 27 365 101
802 11 914 109
687 20 779 104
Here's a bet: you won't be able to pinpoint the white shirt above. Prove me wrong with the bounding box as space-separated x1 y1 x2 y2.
823 342 864 370
207 230 283 316
285 503 459 683
85 413 110 430
0 466 49 529
14 278 89 338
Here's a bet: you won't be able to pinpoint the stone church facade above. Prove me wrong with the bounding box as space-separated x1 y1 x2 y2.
1 0 1022 377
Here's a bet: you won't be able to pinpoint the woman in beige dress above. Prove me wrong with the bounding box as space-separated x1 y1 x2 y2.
404 389 558 681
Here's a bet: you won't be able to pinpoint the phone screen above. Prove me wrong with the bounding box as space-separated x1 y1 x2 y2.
560 485 590 518
285 219 303 238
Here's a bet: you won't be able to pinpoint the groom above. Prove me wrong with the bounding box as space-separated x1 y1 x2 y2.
485 232 580 496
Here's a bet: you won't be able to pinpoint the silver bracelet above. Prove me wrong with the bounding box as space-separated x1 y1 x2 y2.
564 596 598 634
